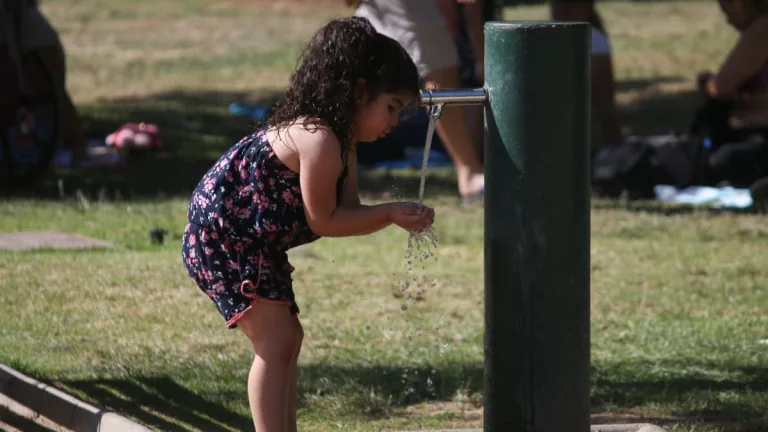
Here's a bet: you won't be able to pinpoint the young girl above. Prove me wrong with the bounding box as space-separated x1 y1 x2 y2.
181 17 434 432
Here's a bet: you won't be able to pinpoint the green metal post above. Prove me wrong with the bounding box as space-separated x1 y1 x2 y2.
483 22 591 431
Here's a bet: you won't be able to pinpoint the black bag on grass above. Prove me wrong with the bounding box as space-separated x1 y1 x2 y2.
593 97 768 198
592 133 707 199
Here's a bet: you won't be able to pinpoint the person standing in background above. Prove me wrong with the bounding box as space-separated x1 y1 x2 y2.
437 0 489 160
8 0 88 165
550 0 624 150
347 0 487 203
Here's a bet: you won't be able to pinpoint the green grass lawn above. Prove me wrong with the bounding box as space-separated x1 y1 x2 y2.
1 1 767 431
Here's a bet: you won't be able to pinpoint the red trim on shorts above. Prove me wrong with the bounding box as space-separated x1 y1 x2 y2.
226 253 298 327
239 253 265 301
226 297 295 327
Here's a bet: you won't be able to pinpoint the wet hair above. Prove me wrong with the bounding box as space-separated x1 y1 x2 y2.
264 16 421 193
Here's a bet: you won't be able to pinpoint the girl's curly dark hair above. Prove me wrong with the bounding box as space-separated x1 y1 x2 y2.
263 16 421 189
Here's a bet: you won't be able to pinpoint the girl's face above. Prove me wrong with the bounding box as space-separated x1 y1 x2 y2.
719 0 758 30
353 90 412 143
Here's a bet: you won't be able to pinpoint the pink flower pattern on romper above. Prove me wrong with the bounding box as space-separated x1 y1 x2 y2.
181 131 339 328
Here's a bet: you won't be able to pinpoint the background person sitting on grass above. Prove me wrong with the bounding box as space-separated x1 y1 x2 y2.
697 0 768 131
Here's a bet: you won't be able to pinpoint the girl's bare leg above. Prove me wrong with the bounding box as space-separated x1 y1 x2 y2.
237 302 301 432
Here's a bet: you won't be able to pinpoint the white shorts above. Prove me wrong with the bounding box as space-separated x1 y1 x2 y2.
355 0 459 78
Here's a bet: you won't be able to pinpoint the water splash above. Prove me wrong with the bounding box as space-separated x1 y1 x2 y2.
400 227 438 312
417 111 439 205
400 106 442 312
394 105 446 400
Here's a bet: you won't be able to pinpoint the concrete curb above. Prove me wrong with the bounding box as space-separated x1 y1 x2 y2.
0 364 150 432
2 364 669 432
592 424 669 432
407 423 668 432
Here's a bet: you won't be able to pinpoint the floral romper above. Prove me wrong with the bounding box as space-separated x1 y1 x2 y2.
181 130 323 328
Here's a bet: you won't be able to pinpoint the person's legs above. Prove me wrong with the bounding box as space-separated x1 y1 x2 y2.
356 0 485 198
425 66 485 197
463 103 484 162
20 6 86 165
592 51 623 147
237 302 302 432
551 1 595 26
454 3 485 162
551 1 623 149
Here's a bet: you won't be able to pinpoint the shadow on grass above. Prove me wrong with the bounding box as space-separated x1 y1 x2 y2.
57 375 252 432
2 76 711 202
619 77 703 136
591 361 768 431
1 88 460 201
2 89 265 201
38 358 768 431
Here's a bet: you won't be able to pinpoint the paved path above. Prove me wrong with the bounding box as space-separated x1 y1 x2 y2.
0 231 113 251
1 393 75 432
